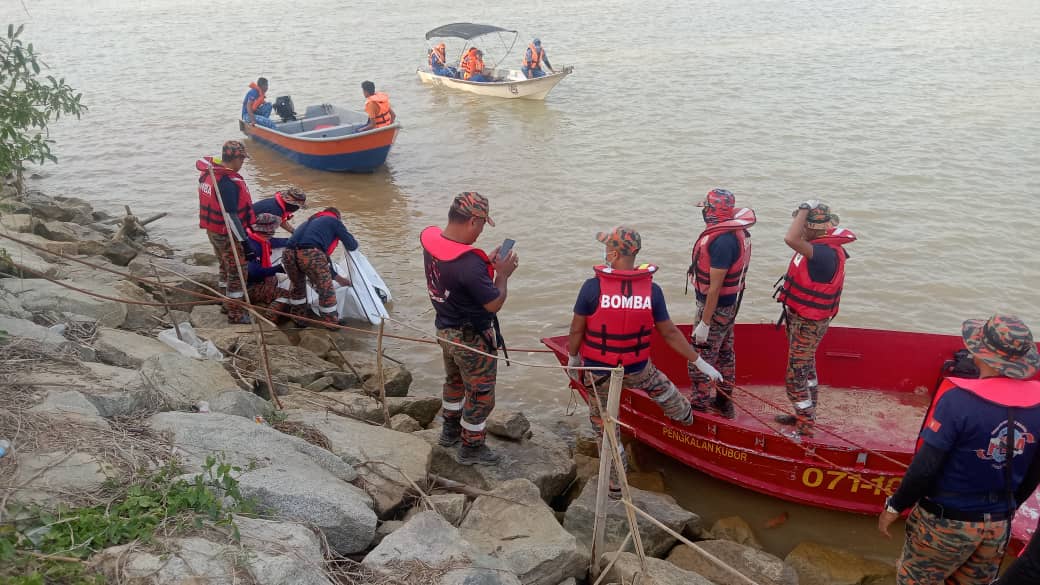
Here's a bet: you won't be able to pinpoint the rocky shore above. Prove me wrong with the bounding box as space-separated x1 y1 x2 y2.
0 181 897 584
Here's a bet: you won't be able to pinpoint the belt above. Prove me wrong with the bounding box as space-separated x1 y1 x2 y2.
918 499 1011 523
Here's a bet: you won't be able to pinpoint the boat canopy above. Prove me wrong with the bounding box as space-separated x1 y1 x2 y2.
424 23 516 41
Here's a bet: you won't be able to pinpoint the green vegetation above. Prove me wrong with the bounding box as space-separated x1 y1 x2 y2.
0 456 256 585
0 24 86 194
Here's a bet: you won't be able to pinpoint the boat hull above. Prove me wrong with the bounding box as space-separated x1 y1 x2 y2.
239 119 398 172
416 67 571 100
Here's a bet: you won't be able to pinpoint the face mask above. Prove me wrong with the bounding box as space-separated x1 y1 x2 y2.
702 207 709 223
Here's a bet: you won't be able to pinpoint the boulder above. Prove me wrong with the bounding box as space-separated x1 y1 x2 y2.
667 540 798 585
373 520 404 547
459 479 588 585
486 410 531 440
0 288 31 319
235 515 333 585
374 363 412 397
190 304 232 329
563 475 699 558
363 511 523 585
32 219 106 250
389 396 440 427
128 254 221 311
210 389 271 419
196 324 292 351
28 390 107 427
237 464 376 555
0 278 128 328
390 413 422 433
710 515 763 549
328 370 362 390
79 362 158 417
785 542 897 585
94 327 174 367
305 375 335 392
0 212 34 233
405 493 468 525
0 233 65 278
112 280 163 331
605 552 715 585
282 392 441 427
286 410 432 516
21 191 94 224
93 537 237 585
101 240 138 266
254 345 341 395
417 424 575 501
138 352 238 410
297 329 334 357
0 315 70 352
7 451 116 508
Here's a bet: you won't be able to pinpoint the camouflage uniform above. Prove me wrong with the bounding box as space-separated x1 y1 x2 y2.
282 248 337 324
438 326 497 447
688 300 739 409
207 231 248 320
897 505 1009 585
785 308 831 436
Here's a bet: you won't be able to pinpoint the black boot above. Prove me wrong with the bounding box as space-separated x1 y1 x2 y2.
712 393 736 420
458 443 502 466
438 421 462 447
775 413 797 425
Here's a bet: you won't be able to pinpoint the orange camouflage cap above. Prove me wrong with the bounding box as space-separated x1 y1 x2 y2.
596 225 641 256
451 191 494 226
222 140 248 160
806 203 839 230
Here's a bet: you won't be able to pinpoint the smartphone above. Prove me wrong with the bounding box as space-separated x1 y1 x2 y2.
497 238 515 261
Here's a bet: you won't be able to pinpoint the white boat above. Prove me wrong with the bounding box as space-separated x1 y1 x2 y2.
417 22 573 101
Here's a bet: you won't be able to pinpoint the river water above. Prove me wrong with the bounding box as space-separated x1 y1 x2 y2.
6 0 1039 562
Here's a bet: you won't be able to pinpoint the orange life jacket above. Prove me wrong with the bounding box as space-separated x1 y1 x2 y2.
688 207 756 298
366 93 393 127
429 45 446 68
580 264 658 366
775 227 856 320
522 44 543 69
247 82 266 114
461 50 484 79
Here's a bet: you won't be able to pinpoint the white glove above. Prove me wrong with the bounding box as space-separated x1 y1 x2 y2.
567 354 583 383
803 199 821 209
692 356 722 381
693 320 710 345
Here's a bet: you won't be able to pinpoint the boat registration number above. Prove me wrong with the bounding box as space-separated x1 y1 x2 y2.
800 467 902 495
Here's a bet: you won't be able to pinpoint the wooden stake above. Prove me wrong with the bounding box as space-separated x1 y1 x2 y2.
590 371 615 577
376 318 391 427
150 260 182 341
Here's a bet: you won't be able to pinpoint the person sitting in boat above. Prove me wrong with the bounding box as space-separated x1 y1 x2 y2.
687 189 755 419
773 202 856 437
282 207 357 328
242 77 277 129
244 213 290 316
566 226 722 498
460 47 490 82
429 42 454 77
521 38 555 78
877 314 1040 585
252 186 306 234
356 81 396 133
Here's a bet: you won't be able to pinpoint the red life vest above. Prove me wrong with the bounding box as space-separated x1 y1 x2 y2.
274 192 294 221
247 231 273 268
247 82 266 114
366 93 393 127
197 157 256 234
580 264 657 366
917 377 1040 452
775 227 856 320
523 44 543 69
688 207 756 298
419 226 494 278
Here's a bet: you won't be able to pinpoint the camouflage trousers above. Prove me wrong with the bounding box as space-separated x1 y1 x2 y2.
584 361 693 489
438 326 498 448
784 309 831 435
283 248 337 322
206 231 247 320
248 275 290 320
897 505 1009 585
688 301 739 408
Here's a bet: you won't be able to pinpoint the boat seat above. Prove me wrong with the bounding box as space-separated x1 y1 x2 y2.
275 114 342 135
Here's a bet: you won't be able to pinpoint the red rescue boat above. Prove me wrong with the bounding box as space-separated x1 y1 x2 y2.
541 323 1040 553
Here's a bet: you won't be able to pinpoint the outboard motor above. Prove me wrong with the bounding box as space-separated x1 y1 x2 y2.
273 96 297 122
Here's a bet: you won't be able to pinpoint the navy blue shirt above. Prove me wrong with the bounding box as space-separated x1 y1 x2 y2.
807 243 838 283
574 277 669 374
920 387 1040 513
424 251 499 330
252 197 299 221
694 232 741 308
242 87 261 118
217 175 251 241
245 236 289 283
288 215 358 253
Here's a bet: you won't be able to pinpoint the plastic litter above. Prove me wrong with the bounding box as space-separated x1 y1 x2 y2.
0 439 10 458
157 322 223 361
196 401 210 413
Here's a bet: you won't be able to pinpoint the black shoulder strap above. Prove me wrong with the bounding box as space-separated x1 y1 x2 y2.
1006 407 1017 516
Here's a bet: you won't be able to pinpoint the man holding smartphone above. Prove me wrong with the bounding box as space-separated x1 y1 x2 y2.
420 192 519 466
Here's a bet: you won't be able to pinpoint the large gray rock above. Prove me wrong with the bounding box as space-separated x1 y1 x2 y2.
235 515 332 585
404 493 468 526
785 541 897 585
364 511 523 585
148 412 356 481
668 540 798 585
563 475 699 558
486 410 531 440
138 352 238 410
28 390 107 427
111 280 161 331
128 254 221 311
197 324 292 351
0 232 65 278
0 315 70 352
0 278 128 327
21 191 94 224
459 479 588 585
210 389 271 419
190 304 232 329
7 451 116 508
32 218 105 246
94 327 174 367
94 537 237 585
0 288 31 319
416 424 576 501
286 410 432 516
710 515 763 549
254 345 341 395
605 552 715 585
237 464 376 555
78 362 157 417
281 392 441 427
390 413 423 432
101 241 138 267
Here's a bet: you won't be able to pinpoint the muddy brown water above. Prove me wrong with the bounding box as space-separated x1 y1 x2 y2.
6 0 1038 564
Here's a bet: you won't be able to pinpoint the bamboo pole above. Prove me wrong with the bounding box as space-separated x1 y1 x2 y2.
376 318 391 427
590 371 615 577
150 261 182 341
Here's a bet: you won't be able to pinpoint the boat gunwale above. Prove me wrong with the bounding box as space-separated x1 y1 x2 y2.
244 121 400 144
415 67 571 88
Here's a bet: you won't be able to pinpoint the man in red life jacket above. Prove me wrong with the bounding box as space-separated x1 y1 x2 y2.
244 213 290 315
356 81 395 133
567 226 722 497
252 186 306 234
773 201 855 437
421 192 518 466
197 140 256 324
687 189 755 419
283 207 358 328
877 315 1040 584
